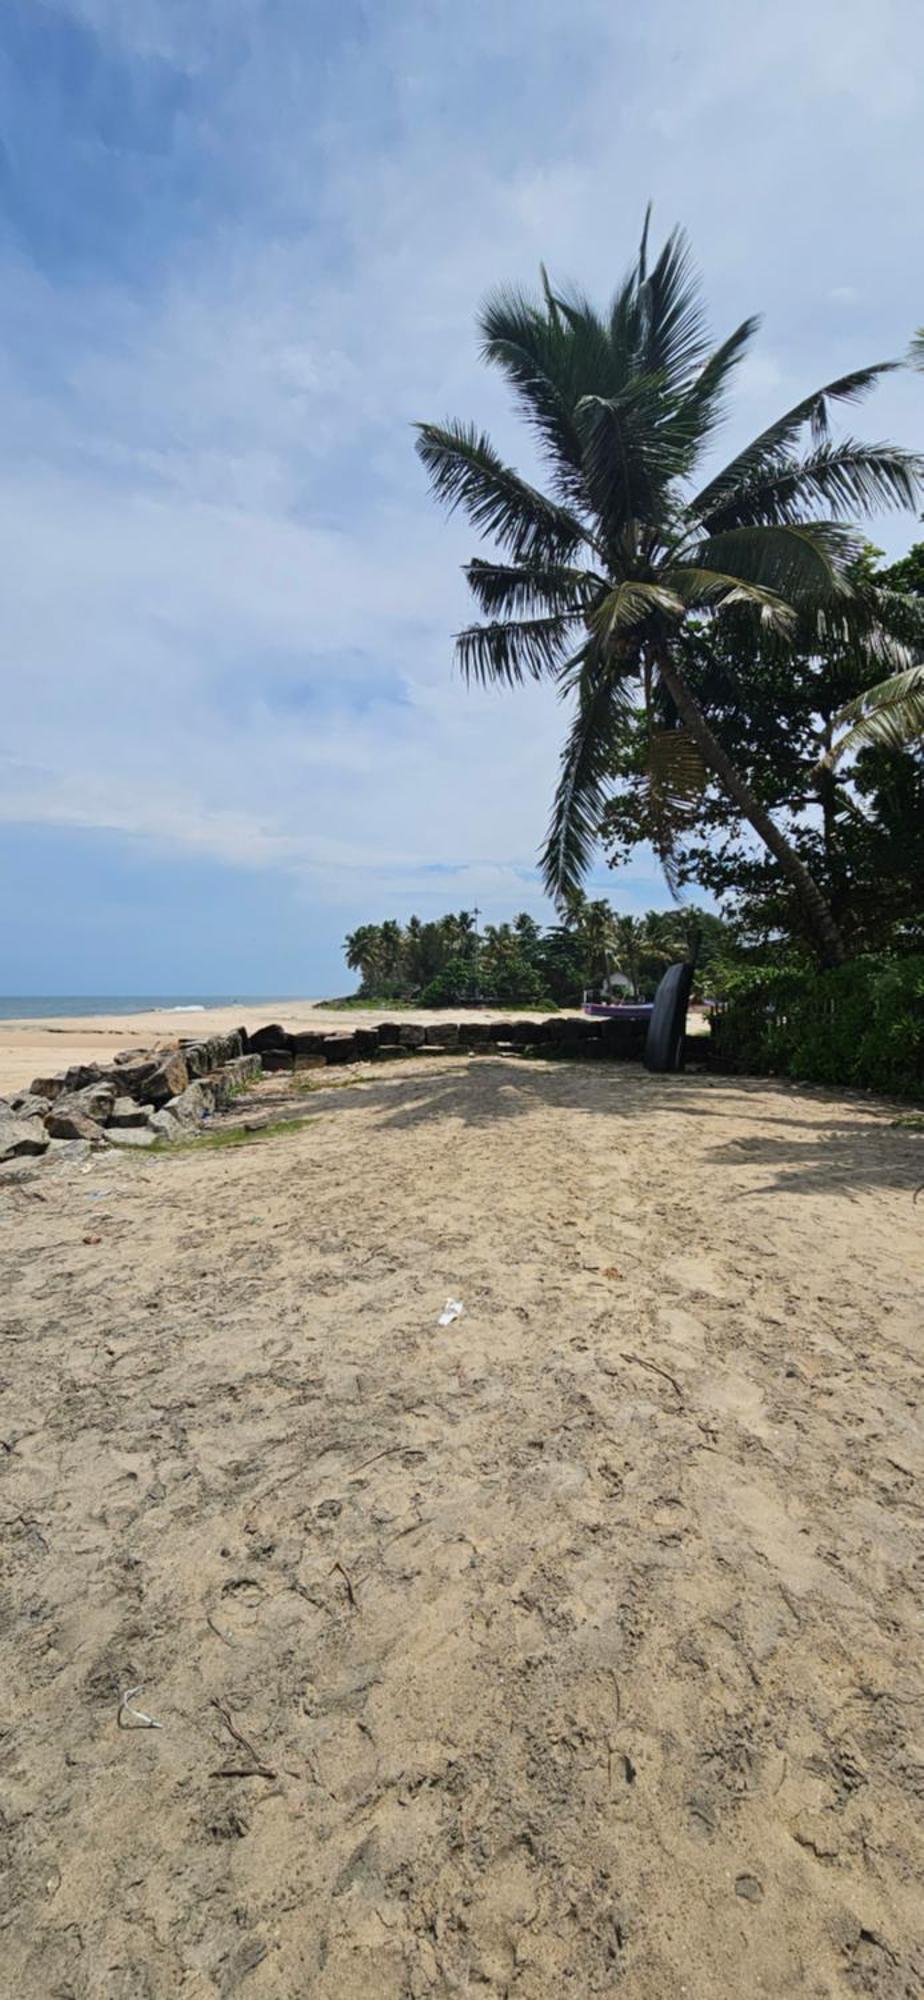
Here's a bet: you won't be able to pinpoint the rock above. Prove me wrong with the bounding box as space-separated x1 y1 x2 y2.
105 1126 157 1149
424 1024 459 1048
30 1074 66 1100
397 1024 426 1048
137 1052 189 1106
62 1063 106 1092
166 1082 212 1127
44 1108 105 1143
211 1030 244 1067
260 1049 294 1073
293 1053 326 1071
148 1108 182 1142
248 1023 292 1055
223 1054 262 1087
110 1057 160 1099
376 1023 402 1047
373 1044 410 1061
457 1023 490 1048
290 1030 326 1057
108 1096 154 1128
9 1092 52 1117
321 1034 361 1064
53 1080 116 1124
0 1116 49 1161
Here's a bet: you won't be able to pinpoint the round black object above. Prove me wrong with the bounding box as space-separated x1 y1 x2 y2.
644 961 693 1073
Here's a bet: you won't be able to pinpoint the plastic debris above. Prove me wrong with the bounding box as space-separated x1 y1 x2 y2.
438 1298 464 1327
118 1685 163 1730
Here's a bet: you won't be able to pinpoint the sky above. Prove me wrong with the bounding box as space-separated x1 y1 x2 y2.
0 0 922 996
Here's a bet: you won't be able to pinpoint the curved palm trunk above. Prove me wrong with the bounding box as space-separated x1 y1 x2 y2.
655 648 846 967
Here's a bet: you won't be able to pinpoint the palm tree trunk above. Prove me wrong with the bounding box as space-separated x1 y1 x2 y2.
655 647 846 967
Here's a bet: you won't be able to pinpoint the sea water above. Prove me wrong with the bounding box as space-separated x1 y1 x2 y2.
0 997 290 1021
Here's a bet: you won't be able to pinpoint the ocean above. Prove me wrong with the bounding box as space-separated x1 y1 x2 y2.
0 997 290 1021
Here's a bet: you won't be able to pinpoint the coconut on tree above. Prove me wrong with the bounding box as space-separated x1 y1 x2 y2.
416 217 922 965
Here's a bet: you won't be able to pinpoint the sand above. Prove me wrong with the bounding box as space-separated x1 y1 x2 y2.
2 1052 922 1997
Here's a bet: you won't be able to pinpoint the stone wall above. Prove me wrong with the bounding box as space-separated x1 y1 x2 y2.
0 1013 659 1163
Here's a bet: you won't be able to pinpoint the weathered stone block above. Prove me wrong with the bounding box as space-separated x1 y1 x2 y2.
0 1116 49 1161
138 1052 189 1106
290 1030 326 1057
44 1107 105 1142
397 1023 426 1048
107 1096 153 1128
260 1049 294 1073
376 1022 402 1046
54 1080 116 1124
105 1126 157 1149
29 1075 66 1101
321 1035 360 1064
248 1023 292 1054
9 1092 52 1118
167 1081 212 1127
424 1024 459 1048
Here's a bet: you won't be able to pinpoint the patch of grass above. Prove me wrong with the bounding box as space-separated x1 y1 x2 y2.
155 1113 320 1153
891 1113 924 1132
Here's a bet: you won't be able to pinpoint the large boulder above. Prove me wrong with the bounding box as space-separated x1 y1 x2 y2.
248 1023 292 1055
148 1107 182 1142
44 1107 105 1143
424 1024 459 1049
290 1030 326 1058
137 1052 189 1106
397 1024 426 1049
0 1116 49 1161
9 1092 52 1118
62 1063 106 1092
108 1096 155 1128
53 1080 116 1125
165 1081 212 1127
29 1075 66 1101
321 1034 361 1064
260 1048 294 1073
105 1126 157 1149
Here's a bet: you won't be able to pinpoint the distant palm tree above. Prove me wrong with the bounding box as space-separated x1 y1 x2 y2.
417 217 921 965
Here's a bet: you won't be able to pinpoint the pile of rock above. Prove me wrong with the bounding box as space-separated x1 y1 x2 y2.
0 1030 260 1163
247 1012 653 1070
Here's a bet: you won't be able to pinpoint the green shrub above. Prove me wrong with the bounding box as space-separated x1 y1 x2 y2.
710 955 924 1099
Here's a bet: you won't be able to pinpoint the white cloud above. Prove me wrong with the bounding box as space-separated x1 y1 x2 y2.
2 0 922 971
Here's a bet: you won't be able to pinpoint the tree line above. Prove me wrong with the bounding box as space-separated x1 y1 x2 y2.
344 896 731 1008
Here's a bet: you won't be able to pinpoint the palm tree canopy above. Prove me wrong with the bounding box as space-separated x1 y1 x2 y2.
417 217 921 900
833 661 924 757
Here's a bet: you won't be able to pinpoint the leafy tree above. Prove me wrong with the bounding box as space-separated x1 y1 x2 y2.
417 216 921 965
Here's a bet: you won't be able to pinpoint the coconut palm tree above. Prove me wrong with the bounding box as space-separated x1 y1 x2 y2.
416 218 921 965
832 662 924 757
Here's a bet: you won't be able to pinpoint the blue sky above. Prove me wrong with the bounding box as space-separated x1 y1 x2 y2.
1 0 922 995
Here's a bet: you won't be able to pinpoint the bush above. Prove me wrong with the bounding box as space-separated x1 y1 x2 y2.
710 955 924 1099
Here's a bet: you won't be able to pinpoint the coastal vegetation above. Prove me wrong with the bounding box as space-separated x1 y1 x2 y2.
416 216 923 972
344 900 732 1007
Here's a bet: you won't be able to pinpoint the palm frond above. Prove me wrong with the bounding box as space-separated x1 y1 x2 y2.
690 362 899 523
661 317 761 475
910 328 924 370
665 564 795 630
693 521 860 604
591 579 684 643
573 381 677 527
541 654 636 898
415 420 590 563
464 559 603 618
644 727 708 893
833 662 924 757
455 612 577 687
696 439 922 533
637 226 710 387
478 290 601 498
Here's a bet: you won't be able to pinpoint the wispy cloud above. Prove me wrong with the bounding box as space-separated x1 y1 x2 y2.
0 0 921 987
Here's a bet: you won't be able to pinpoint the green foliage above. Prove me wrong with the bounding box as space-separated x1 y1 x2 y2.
417 214 921 967
710 956 924 1099
344 900 732 1007
601 543 924 959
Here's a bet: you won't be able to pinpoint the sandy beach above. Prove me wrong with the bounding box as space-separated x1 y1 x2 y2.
2 1049 922 1996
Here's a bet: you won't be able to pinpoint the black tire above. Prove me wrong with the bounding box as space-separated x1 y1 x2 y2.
644 961 694 1073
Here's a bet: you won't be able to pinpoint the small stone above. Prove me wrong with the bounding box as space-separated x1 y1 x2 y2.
734 1874 763 1903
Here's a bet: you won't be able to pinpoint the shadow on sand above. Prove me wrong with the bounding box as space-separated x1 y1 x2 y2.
247 1056 924 1203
